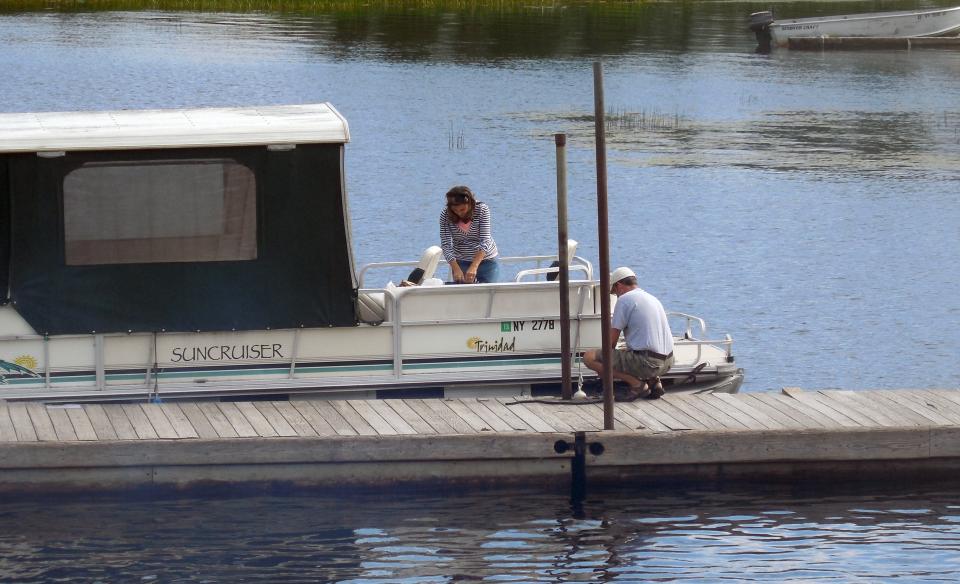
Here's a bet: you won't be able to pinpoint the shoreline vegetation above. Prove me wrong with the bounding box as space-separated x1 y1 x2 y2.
2 0 650 12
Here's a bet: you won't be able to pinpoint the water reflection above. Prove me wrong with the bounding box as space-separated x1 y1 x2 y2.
543 108 960 177
2 484 960 581
6 1 956 60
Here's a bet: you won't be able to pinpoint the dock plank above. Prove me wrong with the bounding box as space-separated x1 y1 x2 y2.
555 402 604 431
141 404 179 439
198 402 240 438
418 399 478 434
803 392 876 427
0 403 19 442
252 402 298 437
367 400 418 435
461 399 516 432
235 402 279 437
664 396 729 431
625 401 688 431
498 399 557 433
159 404 200 439
764 394 830 428
289 401 339 436
215 402 258 438
923 390 960 420
272 402 319 437
478 398 533 432
772 392 845 428
563 402 610 431
825 391 910 427
346 400 398 435
714 394 786 430
443 399 495 432
850 391 927 427
870 392 949 426
177 402 220 439
614 402 670 432
47 406 80 441
8 403 38 442
699 395 757 429
403 399 457 434
513 400 575 432
606 402 652 432
384 400 436 435
674 395 745 430
66 408 98 441
83 405 118 441
741 394 807 429
25 404 59 441
782 392 861 428
645 400 704 431
103 405 139 440
317 401 369 436
544 402 598 431
908 391 960 425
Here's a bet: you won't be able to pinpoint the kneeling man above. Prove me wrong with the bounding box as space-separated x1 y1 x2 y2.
583 267 674 400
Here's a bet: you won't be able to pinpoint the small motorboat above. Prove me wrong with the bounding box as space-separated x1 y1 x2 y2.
750 5 960 48
0 104 743 403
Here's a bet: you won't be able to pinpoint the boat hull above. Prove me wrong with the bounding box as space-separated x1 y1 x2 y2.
769 6 960 46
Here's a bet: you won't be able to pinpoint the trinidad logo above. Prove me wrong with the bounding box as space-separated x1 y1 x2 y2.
466 336 517 353
0 356 41 384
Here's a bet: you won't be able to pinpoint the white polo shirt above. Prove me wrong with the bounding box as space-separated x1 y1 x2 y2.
612 287 674 354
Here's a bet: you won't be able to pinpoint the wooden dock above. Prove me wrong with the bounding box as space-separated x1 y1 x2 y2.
2 388 960 493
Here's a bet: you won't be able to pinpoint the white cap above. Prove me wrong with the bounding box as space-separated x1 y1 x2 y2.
610 266 636 285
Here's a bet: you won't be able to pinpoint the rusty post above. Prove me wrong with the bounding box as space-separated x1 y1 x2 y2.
555 133 572 400
593 62 614 430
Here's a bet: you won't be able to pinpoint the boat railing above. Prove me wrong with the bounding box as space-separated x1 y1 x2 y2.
357 254 594 288
361 279 599 377
668 311 707 338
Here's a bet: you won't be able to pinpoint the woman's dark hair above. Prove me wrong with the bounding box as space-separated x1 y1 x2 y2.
445 185 476 223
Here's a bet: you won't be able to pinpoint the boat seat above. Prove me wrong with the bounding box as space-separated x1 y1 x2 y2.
515 239 579 282
357 246 444 324
404 245 443 285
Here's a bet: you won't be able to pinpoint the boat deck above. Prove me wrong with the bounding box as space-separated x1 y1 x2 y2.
2 388 960 492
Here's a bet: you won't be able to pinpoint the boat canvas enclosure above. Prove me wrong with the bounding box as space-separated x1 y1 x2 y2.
0 104 357 335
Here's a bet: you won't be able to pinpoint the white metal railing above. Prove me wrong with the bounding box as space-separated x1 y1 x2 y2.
355 279 598 379
357 254 594 288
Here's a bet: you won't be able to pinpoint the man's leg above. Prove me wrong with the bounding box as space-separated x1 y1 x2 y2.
585 349 647 391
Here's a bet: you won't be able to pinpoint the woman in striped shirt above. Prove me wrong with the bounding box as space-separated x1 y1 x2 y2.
439 186 500 283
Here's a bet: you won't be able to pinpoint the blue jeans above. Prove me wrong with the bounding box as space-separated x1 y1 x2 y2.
456 258 501 283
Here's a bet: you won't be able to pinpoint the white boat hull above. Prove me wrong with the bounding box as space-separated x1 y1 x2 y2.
770 6 960 46
0 277 741 403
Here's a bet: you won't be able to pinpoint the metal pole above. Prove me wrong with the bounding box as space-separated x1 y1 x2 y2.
593 61 615 430
555 133 572 400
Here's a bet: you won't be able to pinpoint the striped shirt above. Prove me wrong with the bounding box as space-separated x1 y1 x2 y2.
439 201 499 262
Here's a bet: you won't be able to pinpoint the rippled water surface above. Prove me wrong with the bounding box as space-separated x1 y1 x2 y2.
2 484 960 582
1 1 959 392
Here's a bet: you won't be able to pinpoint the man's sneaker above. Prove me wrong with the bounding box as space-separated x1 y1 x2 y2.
646 377 665 399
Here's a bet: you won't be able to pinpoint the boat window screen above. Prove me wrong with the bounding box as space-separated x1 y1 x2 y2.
62 159 257 266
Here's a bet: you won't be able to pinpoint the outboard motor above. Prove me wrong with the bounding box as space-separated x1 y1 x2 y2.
748 10 774 52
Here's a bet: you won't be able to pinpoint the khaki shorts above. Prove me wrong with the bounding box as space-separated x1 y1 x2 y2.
603 350 674 380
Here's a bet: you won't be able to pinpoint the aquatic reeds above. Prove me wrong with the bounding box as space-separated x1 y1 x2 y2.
448 121 465 150
605 106 685 131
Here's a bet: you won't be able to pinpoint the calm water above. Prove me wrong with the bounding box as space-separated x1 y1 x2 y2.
0 3 959 579
0 1 958 393
2 483 960 582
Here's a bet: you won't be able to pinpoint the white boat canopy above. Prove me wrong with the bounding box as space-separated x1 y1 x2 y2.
0 103 350 153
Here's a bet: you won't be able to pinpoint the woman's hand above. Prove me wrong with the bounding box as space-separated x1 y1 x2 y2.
451 262 465 283
464 266 478 284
